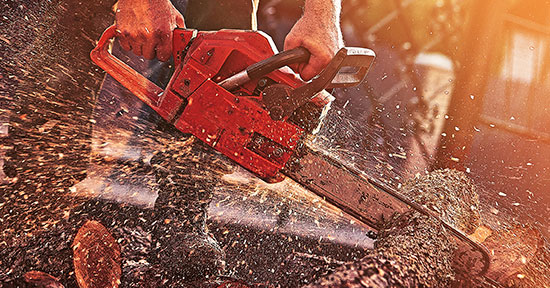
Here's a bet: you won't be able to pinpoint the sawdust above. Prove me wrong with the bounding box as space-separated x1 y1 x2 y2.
401 168 481 234
1 1 114 284
0 0 114 235
1 1 548 287
306 210 456 288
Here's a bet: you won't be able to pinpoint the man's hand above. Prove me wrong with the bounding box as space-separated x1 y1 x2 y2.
284 0 344 81
115 0 185 62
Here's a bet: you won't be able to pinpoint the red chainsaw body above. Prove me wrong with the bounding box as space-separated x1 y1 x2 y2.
168 30 306 180
92 28 330 180
91 28 493 278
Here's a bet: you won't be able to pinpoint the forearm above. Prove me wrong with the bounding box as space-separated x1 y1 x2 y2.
302 0 342 24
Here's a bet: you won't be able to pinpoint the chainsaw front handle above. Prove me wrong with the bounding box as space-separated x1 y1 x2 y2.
219 47 311 91
247 47 311 80
90 25 164 111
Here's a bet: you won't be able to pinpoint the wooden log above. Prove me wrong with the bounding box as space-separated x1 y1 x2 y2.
72 220 121 288
507 243 550 288
475 224 549 287
23 271 64 288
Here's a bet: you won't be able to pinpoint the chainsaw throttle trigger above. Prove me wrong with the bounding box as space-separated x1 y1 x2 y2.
263 47 375 121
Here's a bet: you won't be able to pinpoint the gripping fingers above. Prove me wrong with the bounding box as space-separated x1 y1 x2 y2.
155 35 172 62
175 14 185 29
283 37 301 73
142 40 157 60
154 13 184 62
299 64 317 82
132 42 143 57
117 31 132 52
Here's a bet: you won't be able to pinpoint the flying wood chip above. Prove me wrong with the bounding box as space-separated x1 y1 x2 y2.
72 220 121 288
23 271 64 288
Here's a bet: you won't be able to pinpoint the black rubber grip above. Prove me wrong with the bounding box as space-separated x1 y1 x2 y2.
246 47 310 80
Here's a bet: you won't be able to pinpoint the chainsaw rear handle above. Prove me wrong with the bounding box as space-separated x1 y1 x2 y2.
90 25 164 111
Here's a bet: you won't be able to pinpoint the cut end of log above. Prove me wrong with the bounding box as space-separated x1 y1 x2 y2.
72 220 121 288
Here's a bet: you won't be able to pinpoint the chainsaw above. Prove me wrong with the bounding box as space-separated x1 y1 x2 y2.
91 26 491 278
